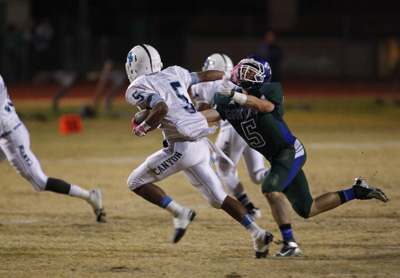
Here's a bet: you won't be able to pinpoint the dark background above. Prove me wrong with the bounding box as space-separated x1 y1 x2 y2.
2 0 400 82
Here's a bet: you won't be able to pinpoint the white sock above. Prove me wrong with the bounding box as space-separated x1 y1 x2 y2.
165 200 184 217
69 184 90 200
246 221 262 238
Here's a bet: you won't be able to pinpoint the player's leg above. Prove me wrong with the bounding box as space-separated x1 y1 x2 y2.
127 144 196 243
262 144 306 257
263 165 302 257
1 124 105 221
241 144 270 217
242 144 269 184
308 176 388 217
215 127 260 217
184 139 274 258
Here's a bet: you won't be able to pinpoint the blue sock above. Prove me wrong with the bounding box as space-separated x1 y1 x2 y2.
279 224 294 241
240 214 254 229
159 195 173 208
339 188 356 203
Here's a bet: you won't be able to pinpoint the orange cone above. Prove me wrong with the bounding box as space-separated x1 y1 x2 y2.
59 114 83 134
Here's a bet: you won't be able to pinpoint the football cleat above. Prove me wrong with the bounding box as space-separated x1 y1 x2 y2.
87 189 106 222
274 240 302 257
353 177 388 203
172 208 196 243
253 230 274 259
247 207 262 218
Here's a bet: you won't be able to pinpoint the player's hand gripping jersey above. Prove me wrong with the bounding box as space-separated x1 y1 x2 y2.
126 66 217 142
191 79 238 129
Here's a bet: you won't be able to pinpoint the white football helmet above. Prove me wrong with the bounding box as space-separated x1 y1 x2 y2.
125 44 163 83
202 53 233 71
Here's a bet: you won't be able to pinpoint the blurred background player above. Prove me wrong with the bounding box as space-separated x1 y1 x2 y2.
201 55 389 257
0 74 105 222
190 53 269 218
124 44 273 258
259 31 283 82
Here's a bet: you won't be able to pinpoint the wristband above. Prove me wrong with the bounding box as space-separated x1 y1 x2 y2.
140 121 152 132
231 92 247 105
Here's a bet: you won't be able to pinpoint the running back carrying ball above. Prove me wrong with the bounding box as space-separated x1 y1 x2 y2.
131 109 156 136
133 109 150 125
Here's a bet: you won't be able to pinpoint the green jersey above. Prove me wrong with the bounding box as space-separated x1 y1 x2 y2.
213 82 297 162
214 82 313 217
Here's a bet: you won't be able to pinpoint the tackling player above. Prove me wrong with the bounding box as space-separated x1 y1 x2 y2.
190 53 269 218
201 55 389 257
124 44 274 258
0 75 105 222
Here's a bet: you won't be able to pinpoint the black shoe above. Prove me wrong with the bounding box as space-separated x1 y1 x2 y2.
274 240 302 257
353 177 388 203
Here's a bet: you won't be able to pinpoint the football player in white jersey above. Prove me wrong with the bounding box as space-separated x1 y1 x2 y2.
190 53 269 218
0 75 105 222
125 44 274 258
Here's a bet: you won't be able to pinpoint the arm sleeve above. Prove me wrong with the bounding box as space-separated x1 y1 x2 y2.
126 84 159 109
190 72 200 85
146 93 165 109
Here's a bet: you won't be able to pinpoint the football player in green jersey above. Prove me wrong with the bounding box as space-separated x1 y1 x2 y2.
201 55 389 257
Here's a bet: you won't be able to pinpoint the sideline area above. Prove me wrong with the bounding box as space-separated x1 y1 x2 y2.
6 79 397 100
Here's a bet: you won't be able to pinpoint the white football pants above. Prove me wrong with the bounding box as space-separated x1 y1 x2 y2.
0 123 48 191
127 138 228 208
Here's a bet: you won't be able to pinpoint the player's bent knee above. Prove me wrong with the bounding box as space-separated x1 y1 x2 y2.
25 176 47 192
200 192 224 208
32 182 46 192
261 172 281 193
199 188 225 209
249 175 261 184
209 199 223 209
248 170 262 184
127 172 145 191
292 202 311 219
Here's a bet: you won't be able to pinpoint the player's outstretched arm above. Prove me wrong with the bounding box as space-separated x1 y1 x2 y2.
218 77 275 113
242 93 275 113
196 70 227 83
200 109 221 122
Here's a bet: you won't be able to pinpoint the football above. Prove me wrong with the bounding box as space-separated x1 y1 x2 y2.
133 109 150 125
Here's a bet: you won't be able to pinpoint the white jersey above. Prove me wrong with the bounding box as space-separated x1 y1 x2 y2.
0 75 21 135
126 66 216 142
125 67 230 208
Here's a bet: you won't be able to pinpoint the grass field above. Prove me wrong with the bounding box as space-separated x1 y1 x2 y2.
0 94 399 278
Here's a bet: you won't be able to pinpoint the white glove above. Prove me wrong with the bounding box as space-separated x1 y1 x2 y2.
223 71 232 81
218 75 248 105
218 75 235 98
